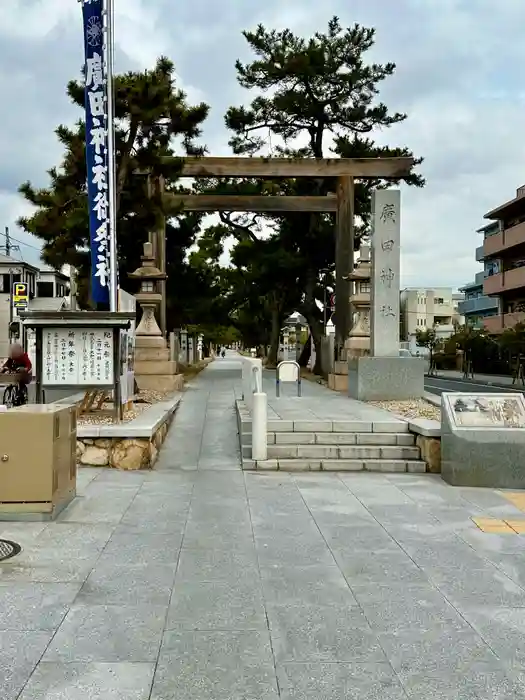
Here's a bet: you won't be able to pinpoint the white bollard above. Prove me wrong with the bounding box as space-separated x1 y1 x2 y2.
252 392 267 461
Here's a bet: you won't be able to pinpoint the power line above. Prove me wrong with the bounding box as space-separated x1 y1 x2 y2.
0 228 41 255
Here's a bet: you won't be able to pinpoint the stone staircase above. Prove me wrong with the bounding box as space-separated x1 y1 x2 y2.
236 403 426 472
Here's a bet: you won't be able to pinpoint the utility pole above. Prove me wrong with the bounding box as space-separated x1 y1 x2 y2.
4 227 10 257
69 267 78 311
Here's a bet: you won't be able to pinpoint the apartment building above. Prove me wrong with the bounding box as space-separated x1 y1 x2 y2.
458 222 499 328
481 185 525 333
0 255 69 358
400 288 465 354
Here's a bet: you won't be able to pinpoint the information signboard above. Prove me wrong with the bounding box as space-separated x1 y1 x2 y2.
42 327 114 386
444 393 525 429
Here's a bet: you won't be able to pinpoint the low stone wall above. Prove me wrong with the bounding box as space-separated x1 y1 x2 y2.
408 419 441 473
77 422 170 470
77 396 180 470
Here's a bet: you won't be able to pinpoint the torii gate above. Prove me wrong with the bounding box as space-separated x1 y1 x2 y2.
142 156 414 357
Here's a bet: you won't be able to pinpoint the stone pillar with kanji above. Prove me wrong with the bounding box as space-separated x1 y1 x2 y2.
347 190 425 400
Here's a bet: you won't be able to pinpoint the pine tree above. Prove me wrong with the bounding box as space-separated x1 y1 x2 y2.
18 57 208 309
225 17 424 371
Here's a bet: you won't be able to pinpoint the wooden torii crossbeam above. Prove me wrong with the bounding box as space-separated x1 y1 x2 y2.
142 156 415 354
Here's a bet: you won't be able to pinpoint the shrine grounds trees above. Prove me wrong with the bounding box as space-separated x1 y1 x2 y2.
222 17 424 371
17 57 208 316
416 328 441 375
15 19 425 356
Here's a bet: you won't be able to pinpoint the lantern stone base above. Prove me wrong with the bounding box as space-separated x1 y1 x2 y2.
134 335 167 348
135 347 170 362
135 374 185 393
328 373 348 392
135 360 178 375
134 335 183 394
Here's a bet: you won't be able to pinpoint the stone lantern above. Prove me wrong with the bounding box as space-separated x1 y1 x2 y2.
129 241 165 342
329 244 371 392
128 241 183 391
345 244 372 357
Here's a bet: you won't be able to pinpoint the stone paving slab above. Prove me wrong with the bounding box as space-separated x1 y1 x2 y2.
261 370 406 424
2 356 525 697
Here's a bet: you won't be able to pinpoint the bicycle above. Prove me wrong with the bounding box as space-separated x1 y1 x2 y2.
1 373 29 408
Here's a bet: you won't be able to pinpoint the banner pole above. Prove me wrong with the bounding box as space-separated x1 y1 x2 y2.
105 0 118 312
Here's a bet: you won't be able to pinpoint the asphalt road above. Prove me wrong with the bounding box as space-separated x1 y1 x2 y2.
424 376 525 397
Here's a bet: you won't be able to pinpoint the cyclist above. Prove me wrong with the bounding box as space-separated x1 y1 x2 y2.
1 343 32 404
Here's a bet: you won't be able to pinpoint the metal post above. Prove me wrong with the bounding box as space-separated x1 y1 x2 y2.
35 327 43 404
105 0 118 313
8 269 13 342
252 392 267 462
323 280 327 332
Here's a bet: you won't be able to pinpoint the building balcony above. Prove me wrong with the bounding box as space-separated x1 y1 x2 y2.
458 295 499 315
475 270 486 285
484 312 525 333
484 266 525 295
476 245 485 262
483 220 525 258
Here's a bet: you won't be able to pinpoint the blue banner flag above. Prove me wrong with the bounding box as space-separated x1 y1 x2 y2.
81 0 109 305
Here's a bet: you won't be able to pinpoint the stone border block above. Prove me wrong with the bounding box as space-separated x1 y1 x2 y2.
372 420 408 433
268 420 294 432
333 421 372 433
322 460 364 471
409 418 441 437
364 460 408 472
293 421 333 432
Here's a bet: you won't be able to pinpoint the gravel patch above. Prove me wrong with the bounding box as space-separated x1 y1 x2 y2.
78 389 174 426
369 399 440 421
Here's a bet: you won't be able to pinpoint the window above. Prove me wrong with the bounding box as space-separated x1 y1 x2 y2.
1 273 20 292
359 282 370 293
37 281 54 298
435 297 444 305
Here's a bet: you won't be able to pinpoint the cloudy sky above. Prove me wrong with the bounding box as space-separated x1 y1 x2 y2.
1 0 524 290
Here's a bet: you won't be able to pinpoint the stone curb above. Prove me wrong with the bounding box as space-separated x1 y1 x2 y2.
77 394 182 438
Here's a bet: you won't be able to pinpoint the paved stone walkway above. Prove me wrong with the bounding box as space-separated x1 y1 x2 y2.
262 369 405 425
3 356 525 697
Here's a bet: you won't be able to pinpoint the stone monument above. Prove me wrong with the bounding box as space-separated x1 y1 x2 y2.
179 329 188 364
347 190 425 400
441 392 525 487
129 242 184 392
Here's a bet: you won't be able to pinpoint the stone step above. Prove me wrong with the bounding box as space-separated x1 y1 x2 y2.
245 458 426 473
268 432 415 446
267 419 408 434
266 445 420 460
241 432 415 457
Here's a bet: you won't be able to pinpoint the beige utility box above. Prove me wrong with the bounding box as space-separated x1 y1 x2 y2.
0 404 77 520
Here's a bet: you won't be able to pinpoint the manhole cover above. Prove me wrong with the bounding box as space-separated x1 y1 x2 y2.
0 539 21 562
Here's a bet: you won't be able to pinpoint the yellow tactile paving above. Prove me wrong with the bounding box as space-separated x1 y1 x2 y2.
501 492 525 510
472 516 525 533
472 517 514 533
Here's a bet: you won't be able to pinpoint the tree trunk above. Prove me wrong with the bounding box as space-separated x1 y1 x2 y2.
302 310 324 376
116 118 139 216
298 335 311 367
266 309 281 368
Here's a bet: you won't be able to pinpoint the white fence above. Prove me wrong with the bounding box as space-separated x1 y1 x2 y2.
241 357 267 461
